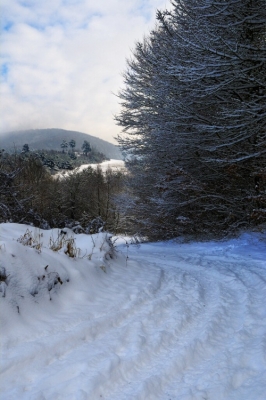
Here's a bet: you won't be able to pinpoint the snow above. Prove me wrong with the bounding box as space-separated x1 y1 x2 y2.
75 159 125 173
0 223 266 400
57 159 126 178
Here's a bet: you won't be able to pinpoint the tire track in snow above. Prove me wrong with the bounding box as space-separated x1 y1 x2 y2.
98 250 266 400
133 252 266 399
1 243 266 400
0 260 165 398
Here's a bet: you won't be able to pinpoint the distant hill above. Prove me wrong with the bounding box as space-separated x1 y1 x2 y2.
0 128 122 160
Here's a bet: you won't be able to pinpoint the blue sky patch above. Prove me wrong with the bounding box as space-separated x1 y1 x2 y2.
1 64 9 79
3 22 13 31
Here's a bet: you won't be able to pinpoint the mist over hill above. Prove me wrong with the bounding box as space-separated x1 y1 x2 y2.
0 128 122 160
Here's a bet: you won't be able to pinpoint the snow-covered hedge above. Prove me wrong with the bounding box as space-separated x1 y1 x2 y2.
0 224 115 316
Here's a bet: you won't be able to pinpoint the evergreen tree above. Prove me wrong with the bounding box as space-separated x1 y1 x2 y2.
60 140 68 153
116 0 266 238
22 144 30 153
82 140 91 156
69 139 76 152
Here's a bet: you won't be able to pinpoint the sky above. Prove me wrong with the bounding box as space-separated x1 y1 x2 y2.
0 0 169 144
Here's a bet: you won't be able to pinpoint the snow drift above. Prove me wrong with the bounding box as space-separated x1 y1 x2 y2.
0 223 266 400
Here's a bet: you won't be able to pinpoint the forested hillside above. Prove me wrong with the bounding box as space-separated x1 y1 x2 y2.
116 0 266 239
0 128 122 160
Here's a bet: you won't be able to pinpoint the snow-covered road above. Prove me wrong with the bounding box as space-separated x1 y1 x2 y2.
1 225 266 399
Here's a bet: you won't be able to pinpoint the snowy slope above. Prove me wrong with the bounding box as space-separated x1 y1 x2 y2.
0 224 266 400
56 159 126 179
75 159 126 173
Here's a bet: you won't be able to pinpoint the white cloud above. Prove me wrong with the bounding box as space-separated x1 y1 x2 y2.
0 0 169 143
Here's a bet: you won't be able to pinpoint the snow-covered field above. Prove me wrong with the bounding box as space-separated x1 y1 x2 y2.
0 223 266 400
75 159 125 173
57 159 126 178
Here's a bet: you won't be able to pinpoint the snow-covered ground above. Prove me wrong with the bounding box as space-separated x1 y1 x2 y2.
75 159 125 173
0 223 266 400
57 159 126 178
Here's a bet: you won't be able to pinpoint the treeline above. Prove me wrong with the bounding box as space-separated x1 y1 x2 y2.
116 0 266 239
0 151 125 233
20 140 107 172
